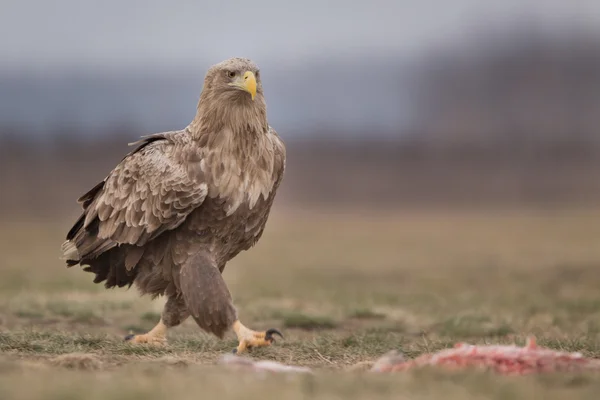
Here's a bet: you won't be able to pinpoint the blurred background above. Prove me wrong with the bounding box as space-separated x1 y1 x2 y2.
3 3 600 383
1 0 600 220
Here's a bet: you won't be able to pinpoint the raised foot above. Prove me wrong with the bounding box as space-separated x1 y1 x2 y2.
233 325 283 354
124 333 167 346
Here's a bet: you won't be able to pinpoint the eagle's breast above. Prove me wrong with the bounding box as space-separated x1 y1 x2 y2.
198 127 280 217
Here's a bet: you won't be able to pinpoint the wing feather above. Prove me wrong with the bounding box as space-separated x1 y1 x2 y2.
64 132 208 263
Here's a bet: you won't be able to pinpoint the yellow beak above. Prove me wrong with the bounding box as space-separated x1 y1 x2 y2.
230 71 257 100
241 71 257 100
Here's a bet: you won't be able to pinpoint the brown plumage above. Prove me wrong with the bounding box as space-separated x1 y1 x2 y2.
61 58 286 349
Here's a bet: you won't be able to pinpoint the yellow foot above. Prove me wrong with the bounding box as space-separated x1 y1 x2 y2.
124 319 167 346
124 333 167 346
233 320 283 354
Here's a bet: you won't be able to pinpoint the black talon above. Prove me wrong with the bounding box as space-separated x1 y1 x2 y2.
124 334 135 341
265 328 284 341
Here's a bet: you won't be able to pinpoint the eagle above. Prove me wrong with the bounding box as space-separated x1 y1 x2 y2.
61 58 286 353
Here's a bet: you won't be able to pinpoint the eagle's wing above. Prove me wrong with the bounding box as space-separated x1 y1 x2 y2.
62 132 208 264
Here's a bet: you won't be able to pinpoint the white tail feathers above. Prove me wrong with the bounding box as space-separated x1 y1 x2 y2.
60 240 80 261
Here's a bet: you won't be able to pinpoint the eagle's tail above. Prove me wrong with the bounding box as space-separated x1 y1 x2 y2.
60 240 80 266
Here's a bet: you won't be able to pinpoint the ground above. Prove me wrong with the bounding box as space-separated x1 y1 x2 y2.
1 208 600 399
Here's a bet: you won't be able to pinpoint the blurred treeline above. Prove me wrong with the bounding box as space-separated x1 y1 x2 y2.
1 25 599 220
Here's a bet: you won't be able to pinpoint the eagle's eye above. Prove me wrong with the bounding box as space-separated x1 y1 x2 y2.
226 70 236 79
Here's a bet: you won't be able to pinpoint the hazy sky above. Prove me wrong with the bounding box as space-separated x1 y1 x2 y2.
1 0 598 71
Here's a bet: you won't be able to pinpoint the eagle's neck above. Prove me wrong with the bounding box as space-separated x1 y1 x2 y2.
186 92 276 215
188 92 268 141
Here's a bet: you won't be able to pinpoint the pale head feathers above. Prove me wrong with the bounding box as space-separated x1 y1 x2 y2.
190 57 267 137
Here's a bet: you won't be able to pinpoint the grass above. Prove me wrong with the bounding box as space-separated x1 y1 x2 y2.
1 208 600 398
348 308 387 320
278 311 338 330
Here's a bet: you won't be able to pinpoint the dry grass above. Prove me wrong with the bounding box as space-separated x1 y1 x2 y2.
1 208 600 398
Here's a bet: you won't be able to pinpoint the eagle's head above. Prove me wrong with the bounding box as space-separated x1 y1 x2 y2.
194 58 267 134
202 58 263 104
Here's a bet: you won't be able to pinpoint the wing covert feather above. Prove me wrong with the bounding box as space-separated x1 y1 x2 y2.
81 133 207 250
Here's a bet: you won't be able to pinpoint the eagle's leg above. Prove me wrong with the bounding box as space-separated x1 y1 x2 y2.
179 251 283 354
232 320 283 354
125 295 189 346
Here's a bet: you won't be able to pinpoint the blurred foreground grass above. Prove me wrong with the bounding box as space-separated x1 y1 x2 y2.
1 208 600 399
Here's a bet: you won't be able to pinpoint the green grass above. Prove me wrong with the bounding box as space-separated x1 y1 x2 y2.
279 311 338 330
348 308 387 320
1 208 600 398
